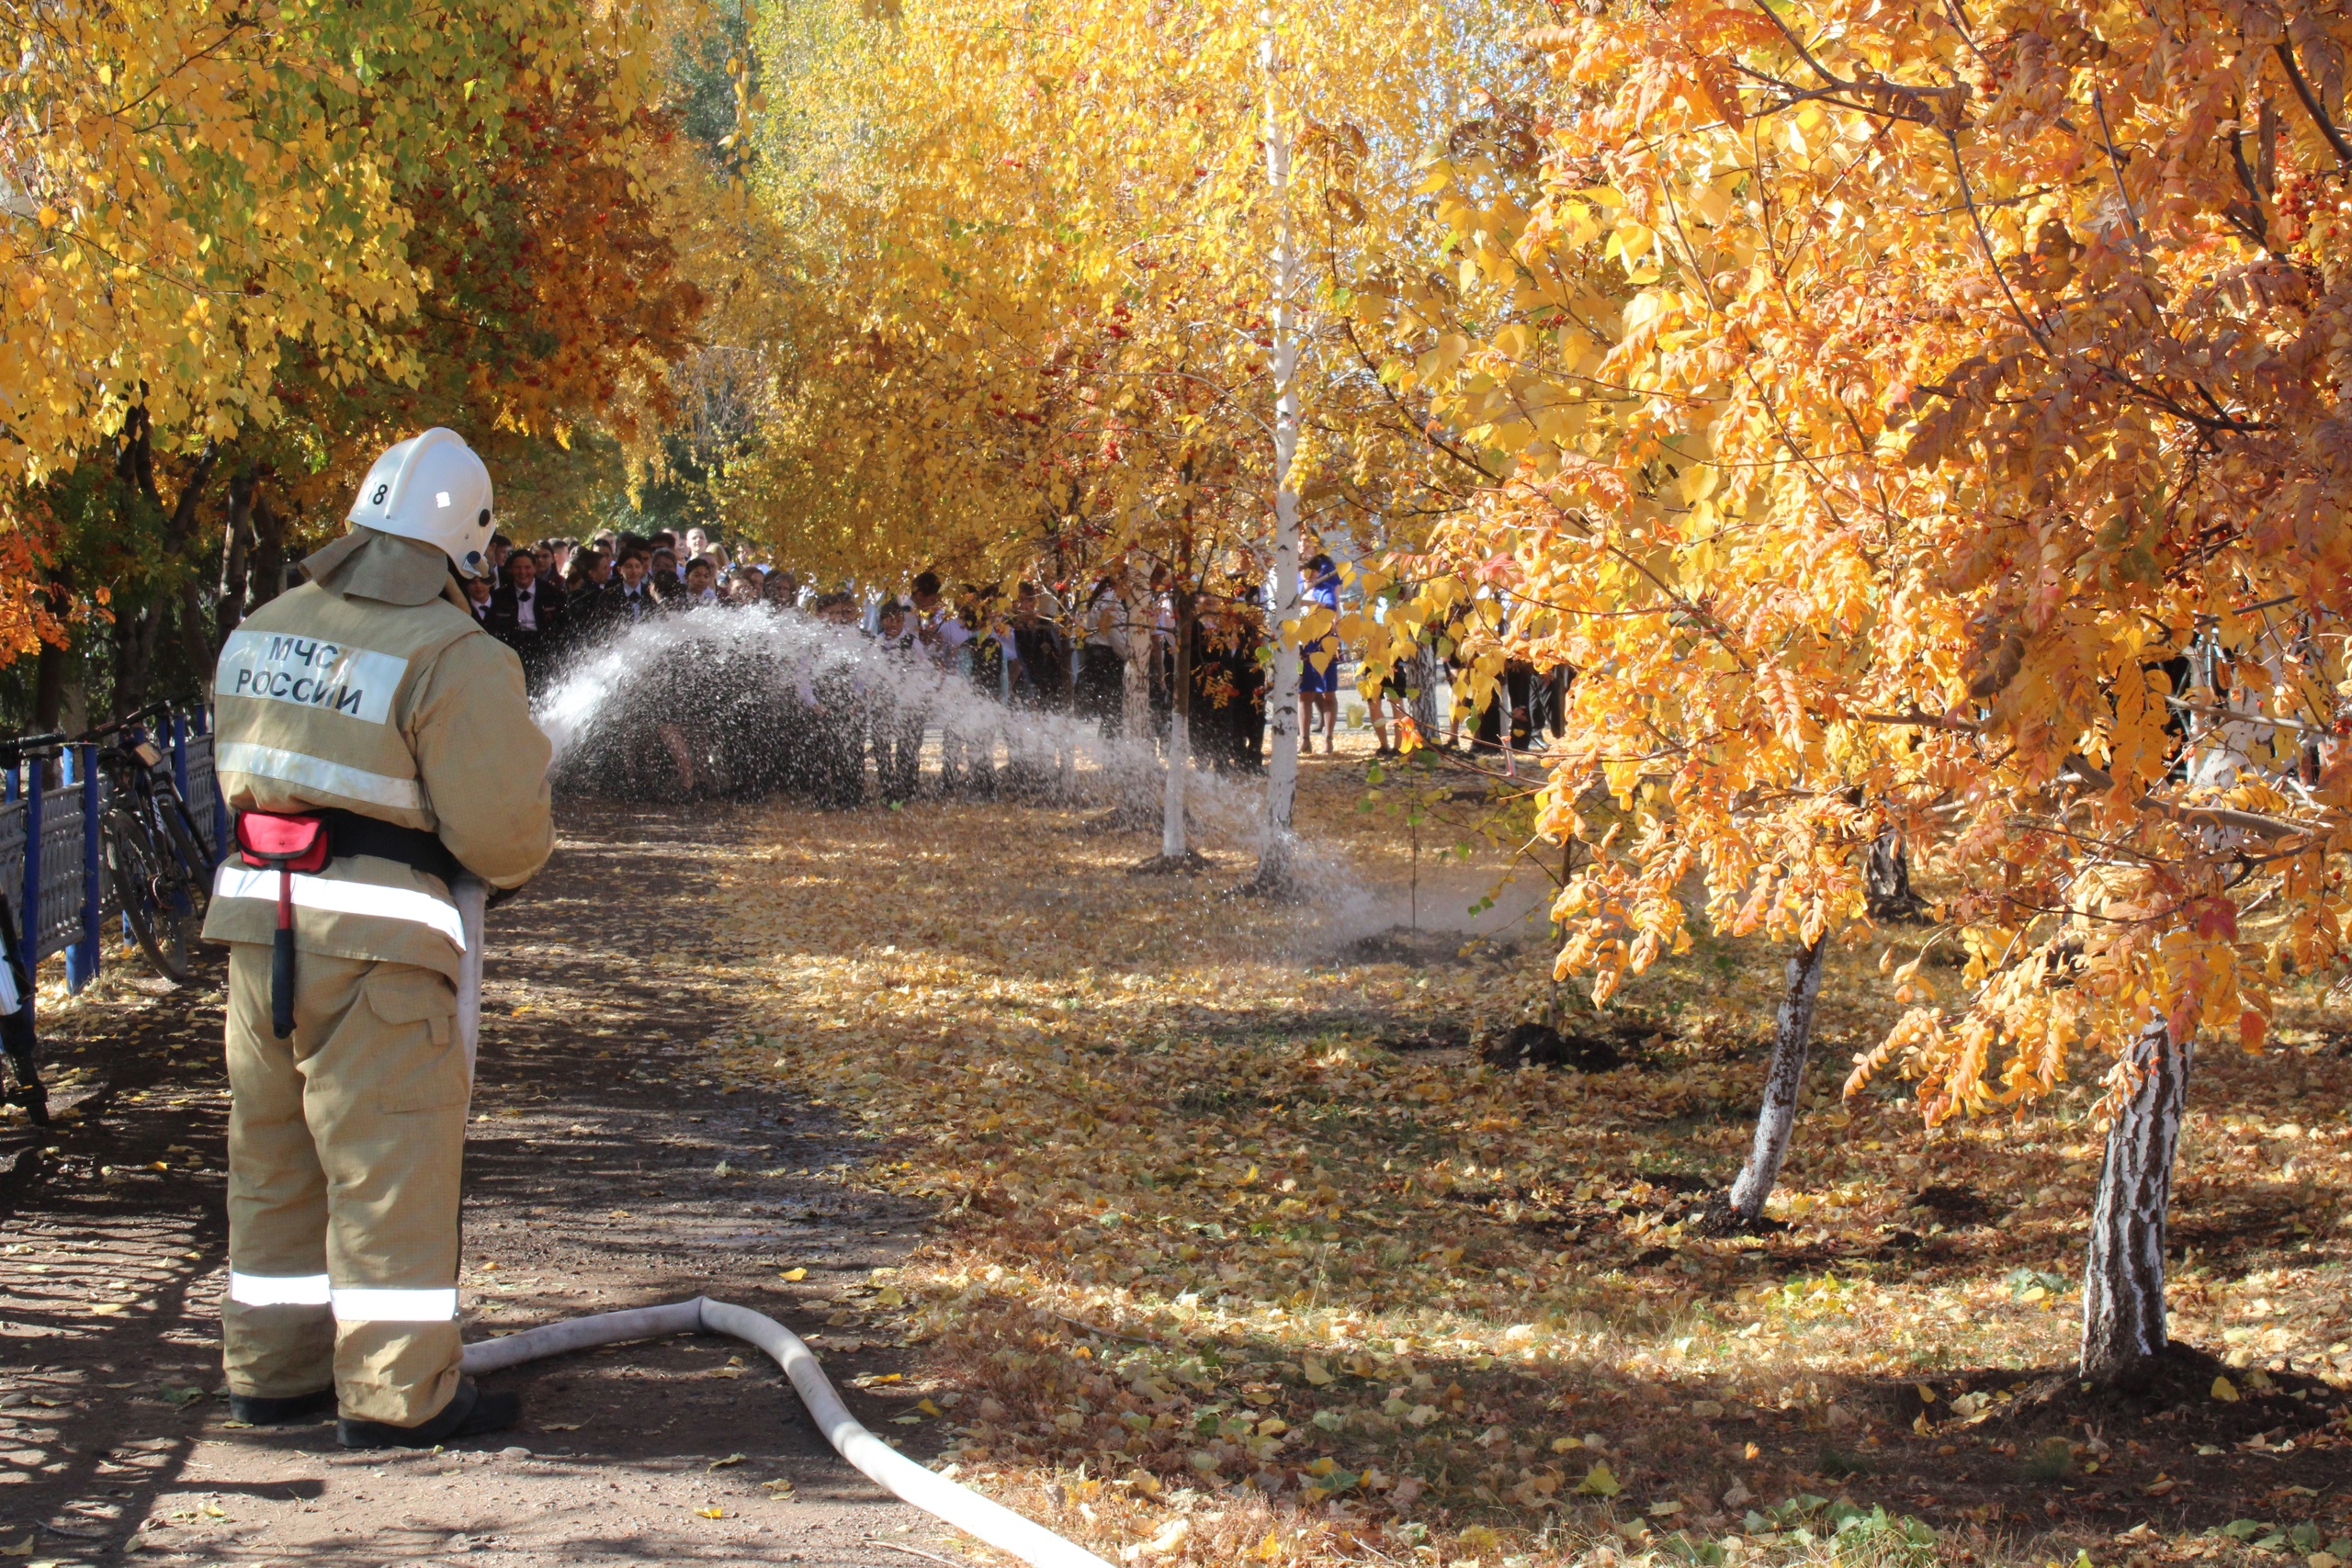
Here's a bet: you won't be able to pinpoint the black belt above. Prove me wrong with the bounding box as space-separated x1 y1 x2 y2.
318 809 460 885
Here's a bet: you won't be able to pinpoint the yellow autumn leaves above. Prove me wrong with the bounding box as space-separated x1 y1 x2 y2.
0 0 673 487
1368 0 2352 1122
721 0 1546 587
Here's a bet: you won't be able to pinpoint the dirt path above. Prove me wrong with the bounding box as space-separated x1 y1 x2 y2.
0 804 961 1568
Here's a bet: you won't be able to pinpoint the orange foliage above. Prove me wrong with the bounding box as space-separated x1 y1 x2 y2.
1374 0 2352 1124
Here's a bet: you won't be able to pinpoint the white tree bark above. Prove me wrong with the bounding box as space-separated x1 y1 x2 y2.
1255 6 1303 890
2080 1018 2190 1379
1162 598 1193 860
1114 586 1157 827
1726 934 1829 1221
1408 641 1442 739
1161 716 1190 859
1122 588 1150 743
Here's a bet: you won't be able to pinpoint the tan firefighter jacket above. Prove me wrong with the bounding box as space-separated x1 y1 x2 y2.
199 527 554 983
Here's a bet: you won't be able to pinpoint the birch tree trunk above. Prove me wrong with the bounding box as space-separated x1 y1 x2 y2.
2080 1019 2190 1380
1111 585 1157 827
1724 934 1829 1222
1123 587 1150 742
1408 642 1441 739
1254 6 1303 891
1162 593 1194 860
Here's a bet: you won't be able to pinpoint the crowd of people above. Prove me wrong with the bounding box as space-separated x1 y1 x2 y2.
455 524 782 692
458 528 1550 806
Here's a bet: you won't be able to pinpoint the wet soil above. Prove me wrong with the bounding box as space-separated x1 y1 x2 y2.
0 803 960 1567
1879 1341 2343 1447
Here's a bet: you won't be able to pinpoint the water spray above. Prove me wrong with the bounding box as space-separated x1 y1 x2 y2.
538 605 1289 852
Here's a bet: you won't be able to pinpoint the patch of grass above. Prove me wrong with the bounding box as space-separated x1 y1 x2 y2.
2018 1435 2075 1481
1828 1505 1943 1566
1815 1445 1872 1478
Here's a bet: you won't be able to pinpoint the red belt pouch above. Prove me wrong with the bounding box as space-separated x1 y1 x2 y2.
234 811 332 1039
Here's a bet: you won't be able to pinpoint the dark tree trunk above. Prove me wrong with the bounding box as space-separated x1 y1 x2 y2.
111 414 156 713
108 420 218 715
118 405 159 504
247 491 288 611
2081 1020 2190 1380
31 637 68 734
1865 829 1921 919
110 600 144 721
27 634 70 789
1725 933 1829 1222
177 578 212 682
217 462 256 645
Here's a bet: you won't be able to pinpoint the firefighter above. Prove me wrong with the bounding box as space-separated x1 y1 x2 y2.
201 428 554 1449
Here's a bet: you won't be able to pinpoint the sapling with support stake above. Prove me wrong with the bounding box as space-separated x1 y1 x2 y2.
1388 0 2352 1398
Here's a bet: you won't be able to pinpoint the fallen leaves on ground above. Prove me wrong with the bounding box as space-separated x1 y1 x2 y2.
706 756 2352 1566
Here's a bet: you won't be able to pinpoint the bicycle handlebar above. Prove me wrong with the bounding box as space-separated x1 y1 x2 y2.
8 699 200 766
0 732 69 763
76 701 173 745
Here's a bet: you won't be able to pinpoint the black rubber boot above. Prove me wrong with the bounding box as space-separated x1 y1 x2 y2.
228 1388 337 1426
336 1380 521 1450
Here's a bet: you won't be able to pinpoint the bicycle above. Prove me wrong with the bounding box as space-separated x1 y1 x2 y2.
83 705 214 983
0 730 63 1125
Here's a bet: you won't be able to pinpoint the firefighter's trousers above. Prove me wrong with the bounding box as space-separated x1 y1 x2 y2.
220 943 469 1427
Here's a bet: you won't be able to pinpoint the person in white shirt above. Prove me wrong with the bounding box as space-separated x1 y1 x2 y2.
662 556 721 611
488 548 564 691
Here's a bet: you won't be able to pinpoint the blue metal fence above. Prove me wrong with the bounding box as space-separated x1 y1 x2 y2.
0 709 222 1022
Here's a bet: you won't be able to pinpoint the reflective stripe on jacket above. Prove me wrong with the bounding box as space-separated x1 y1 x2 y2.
199 528 555 981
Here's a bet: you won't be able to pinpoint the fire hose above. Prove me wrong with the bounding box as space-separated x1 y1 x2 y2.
460 1299 1115 1568
450 875 1112 1568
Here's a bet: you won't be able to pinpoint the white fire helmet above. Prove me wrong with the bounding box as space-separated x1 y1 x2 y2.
346 427 496 578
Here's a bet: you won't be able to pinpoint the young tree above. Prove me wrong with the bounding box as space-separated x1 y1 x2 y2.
732 0 1548 852
1256 5 1308 893
1392 0 2352 1382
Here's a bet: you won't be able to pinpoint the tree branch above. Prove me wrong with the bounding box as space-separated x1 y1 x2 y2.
2275 39 2352 172
1747 0 1965 127
1851 708 1981 732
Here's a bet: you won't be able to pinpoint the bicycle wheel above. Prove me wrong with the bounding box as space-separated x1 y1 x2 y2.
155 792 213 919
107 808 198 982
